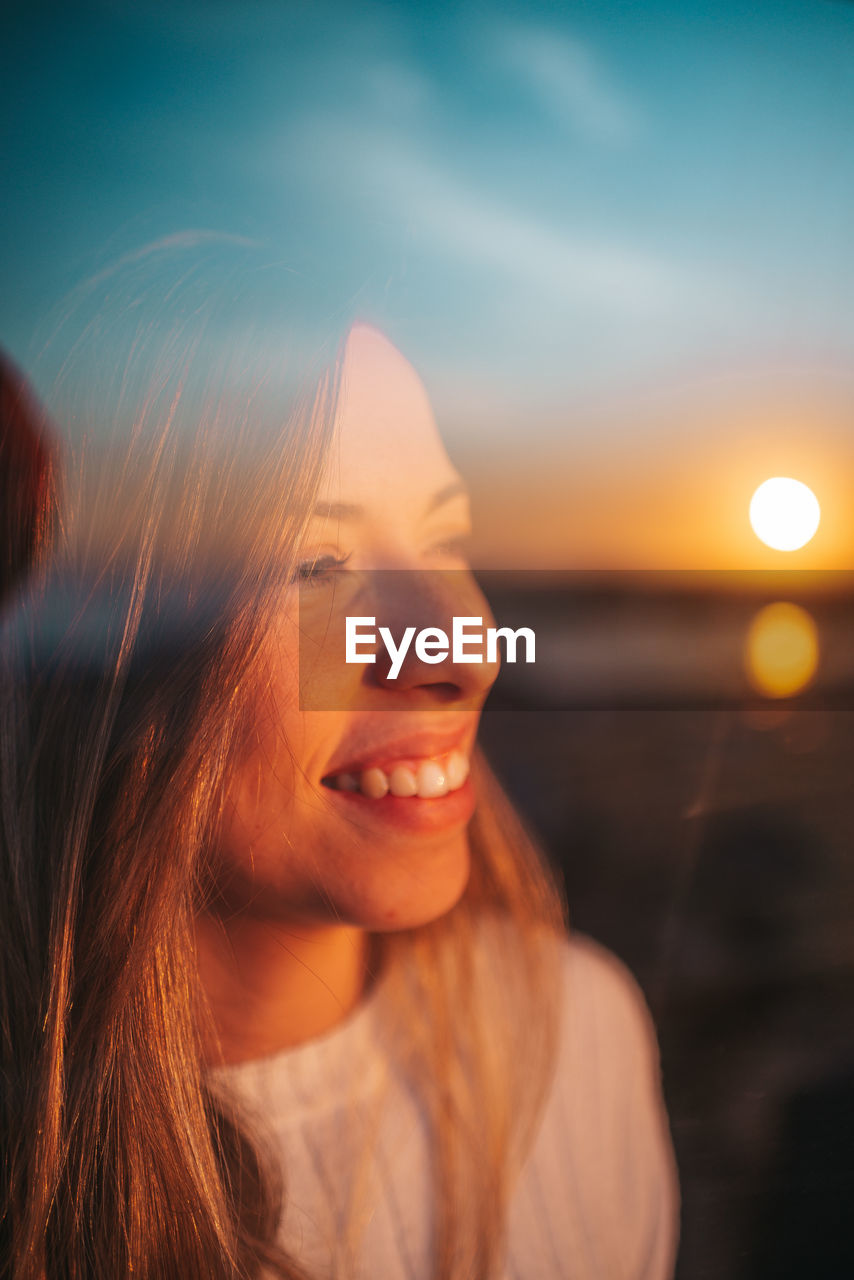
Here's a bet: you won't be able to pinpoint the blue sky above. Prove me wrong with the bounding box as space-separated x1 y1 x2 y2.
2 0 853 476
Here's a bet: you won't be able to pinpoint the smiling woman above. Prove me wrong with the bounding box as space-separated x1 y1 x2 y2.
0 282 678 1278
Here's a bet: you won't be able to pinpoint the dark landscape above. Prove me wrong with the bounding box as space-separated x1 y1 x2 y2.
481 578 854 1279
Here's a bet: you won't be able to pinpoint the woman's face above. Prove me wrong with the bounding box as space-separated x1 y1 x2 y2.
216 325 498 931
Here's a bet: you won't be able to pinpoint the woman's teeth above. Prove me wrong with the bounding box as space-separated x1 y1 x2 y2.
327 750 470 799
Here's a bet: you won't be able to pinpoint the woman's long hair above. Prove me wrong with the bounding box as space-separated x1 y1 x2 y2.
0 250 565 1279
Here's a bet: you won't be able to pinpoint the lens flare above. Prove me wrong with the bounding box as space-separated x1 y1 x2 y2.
745 602 819 699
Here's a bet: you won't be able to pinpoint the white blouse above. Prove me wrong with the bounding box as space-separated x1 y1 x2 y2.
211 932 679 1279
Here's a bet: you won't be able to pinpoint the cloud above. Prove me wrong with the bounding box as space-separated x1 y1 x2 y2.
386 153 674 315
291 116 734 322
363 59 435 117
489 21 644 145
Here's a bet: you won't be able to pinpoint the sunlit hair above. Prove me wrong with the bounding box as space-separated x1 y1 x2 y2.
0 247 565 1279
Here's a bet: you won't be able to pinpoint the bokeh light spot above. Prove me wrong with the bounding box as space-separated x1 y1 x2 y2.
745 602 819 699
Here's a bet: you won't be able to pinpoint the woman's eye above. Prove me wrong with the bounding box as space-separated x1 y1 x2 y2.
293 552 352 588
428 534 472 564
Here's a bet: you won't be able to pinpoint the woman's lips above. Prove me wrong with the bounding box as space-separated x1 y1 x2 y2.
323 748 470 800
321 765 477 836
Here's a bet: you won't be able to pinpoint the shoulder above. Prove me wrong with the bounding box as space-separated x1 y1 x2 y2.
549 932 674 1154
470 915 663 1090
507 932 680 1279
557 932 660 1065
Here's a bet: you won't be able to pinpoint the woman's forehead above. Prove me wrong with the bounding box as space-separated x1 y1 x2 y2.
318 324 460 509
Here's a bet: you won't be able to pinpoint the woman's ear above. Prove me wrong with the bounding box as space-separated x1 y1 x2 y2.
0 351 57 604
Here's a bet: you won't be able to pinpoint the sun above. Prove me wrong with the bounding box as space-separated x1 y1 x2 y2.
749 477 820 552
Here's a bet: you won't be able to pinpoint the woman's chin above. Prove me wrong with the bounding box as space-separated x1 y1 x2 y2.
346 832 472 933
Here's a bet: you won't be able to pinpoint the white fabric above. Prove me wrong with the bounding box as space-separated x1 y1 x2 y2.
211 933 679 1279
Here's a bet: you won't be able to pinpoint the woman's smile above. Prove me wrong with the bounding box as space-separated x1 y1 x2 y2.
321 769 477 834
324 749 470 799
319 717 478 831
319 717 475 793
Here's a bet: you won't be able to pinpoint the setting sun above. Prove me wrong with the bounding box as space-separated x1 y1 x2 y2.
749 477 821 551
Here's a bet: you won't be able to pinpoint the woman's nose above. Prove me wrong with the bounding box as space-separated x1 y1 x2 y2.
367 569 500 703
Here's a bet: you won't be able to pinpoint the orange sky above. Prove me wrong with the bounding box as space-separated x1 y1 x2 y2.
459 382 854 571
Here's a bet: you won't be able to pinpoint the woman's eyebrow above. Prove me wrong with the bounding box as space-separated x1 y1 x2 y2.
425 479 470 516
311 500 362 522
311 481 469 523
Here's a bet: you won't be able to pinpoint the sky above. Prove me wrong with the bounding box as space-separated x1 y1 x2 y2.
2 0 853 566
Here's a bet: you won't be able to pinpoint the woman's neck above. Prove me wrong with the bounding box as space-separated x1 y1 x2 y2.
194 911 374 1065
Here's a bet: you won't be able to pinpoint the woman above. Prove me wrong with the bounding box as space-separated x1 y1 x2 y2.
0 305 678 1277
